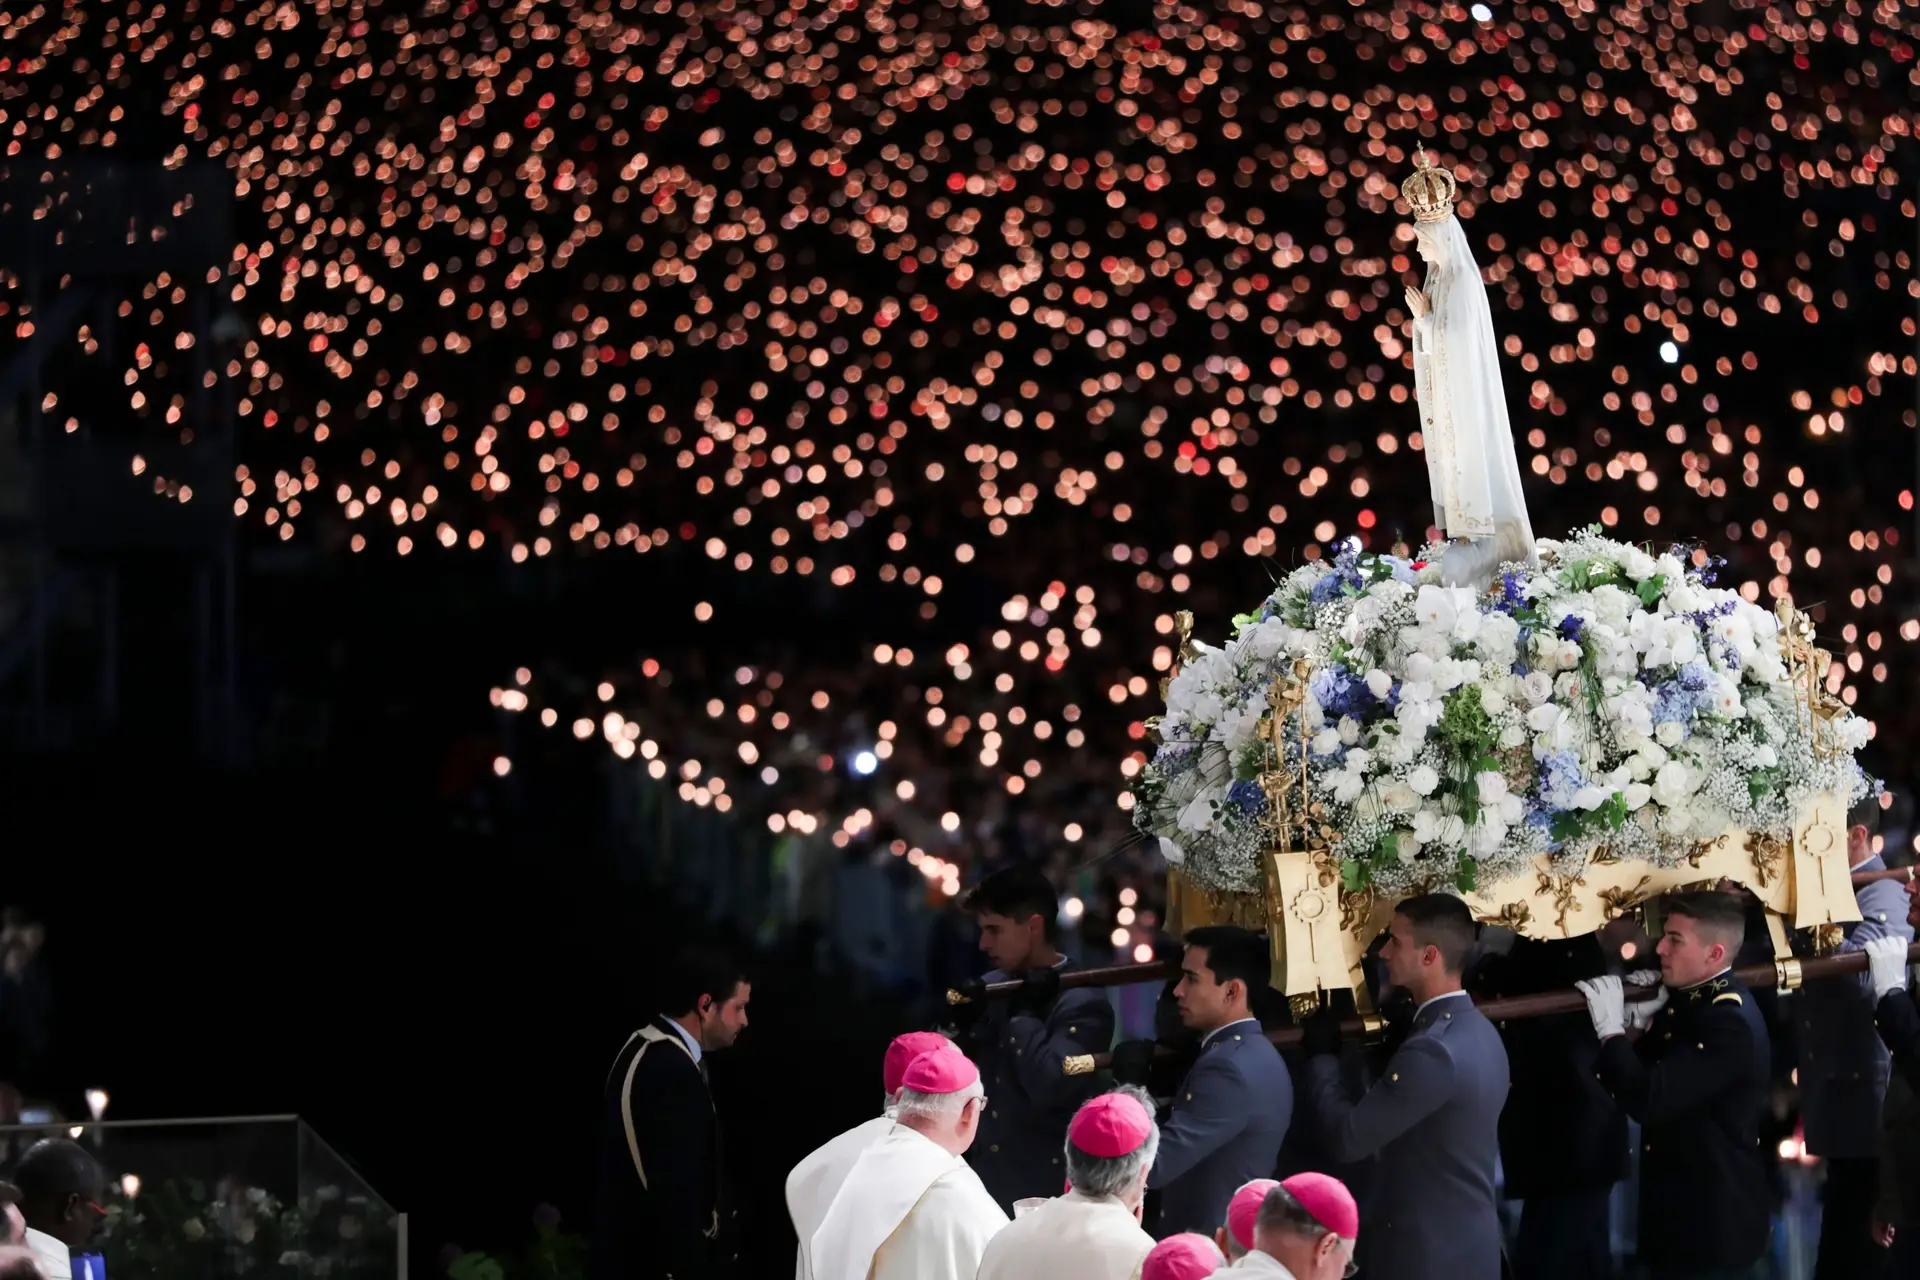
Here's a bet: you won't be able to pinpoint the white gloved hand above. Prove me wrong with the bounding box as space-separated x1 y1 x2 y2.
1866 935 1910 999
1623 968 1668 1032
1576 976 1626 1040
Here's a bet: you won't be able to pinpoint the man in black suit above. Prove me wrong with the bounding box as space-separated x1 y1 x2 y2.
592 945 751 1280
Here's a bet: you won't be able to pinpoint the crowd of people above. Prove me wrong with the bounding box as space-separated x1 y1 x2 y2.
597 793 1920 1279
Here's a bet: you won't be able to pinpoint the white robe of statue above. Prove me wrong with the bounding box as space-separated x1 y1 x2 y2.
786 1114 895 1280
1407 213 1536 586
807 1124 1008 1280
974 1189 1155 1280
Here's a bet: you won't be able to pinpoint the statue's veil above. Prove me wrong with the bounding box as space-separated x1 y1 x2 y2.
1423 214 1537 577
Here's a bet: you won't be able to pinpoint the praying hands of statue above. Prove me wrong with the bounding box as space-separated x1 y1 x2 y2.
1405 286 1429 320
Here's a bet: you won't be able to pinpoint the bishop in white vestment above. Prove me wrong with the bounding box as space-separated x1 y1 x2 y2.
975 1089 1159 1280
1201 1173 1359 1280
785 1031 950 1280
807 1043 1007 1280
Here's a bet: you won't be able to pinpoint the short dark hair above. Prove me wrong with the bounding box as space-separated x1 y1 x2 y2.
1851 794 1884 836
661 945 746 1019
1395 893 1478 974
14 1140 101 1214
1665 891 1746 953
1256 1185 1330 1240
961 864 1059 942
1183 926 1269 996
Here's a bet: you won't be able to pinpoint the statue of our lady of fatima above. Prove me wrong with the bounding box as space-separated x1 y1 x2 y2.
1402 147 1538 588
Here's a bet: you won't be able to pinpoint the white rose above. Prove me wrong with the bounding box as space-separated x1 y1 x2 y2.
1413 808 1443 842
1414 584 1459 633
1664 583 1701 614
1526 703 1563 733
1620 547 1659 581
1365 668 1394 700
1158 836 1187 865
1522 671 1555 706
1333 770 1366 803
1624 782 1653 811
1655 721 1686 747
1475 771 1509 804
1572 786 1610 811
1404 653 1436 685
1498 723 1529 748
1408 765 1441 797
1339 716 1363 746
1751 743 1778 768
1438 814 1468 847
1557 640 1584 669
1177 792 1218 834
1383 781 1420 813
1651 760 1693 808
1394 830 1421 863
1498 793 1526 824
1312 729 1343 756
1656 553 1686 581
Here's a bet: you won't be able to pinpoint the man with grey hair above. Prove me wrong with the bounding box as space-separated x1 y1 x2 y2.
1214 1174 1359 1280
975 1088 1160 1280
809 1044 1007 1280
787 1031 950 1280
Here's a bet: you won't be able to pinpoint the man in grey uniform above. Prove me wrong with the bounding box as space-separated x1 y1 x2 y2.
953 864 1116 1210
1301 893 1508 1280
1799 797 1914 1280
1110 926 1292 1238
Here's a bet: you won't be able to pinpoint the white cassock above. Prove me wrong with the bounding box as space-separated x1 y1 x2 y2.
974 1190 1155 1280
786 1115 894 1280
1207 1251 1297 1278
807 1124 1008 1280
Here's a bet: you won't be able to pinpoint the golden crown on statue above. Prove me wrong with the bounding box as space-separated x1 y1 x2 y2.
1404 145 1457 222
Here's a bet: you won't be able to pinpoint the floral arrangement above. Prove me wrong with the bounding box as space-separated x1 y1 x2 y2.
1132 528 1873 898
96 1176 395 1280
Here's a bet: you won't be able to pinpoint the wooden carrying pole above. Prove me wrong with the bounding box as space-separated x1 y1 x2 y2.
1056 941 1920 1075
951 865 1917 1007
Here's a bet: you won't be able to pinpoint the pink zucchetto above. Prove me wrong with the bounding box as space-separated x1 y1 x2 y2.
883 1032 951 1095
1067 1091 1154 1158
1280 1172 1360 1240
1227 1178 1281 1251
899 1044 981 1094
1140 1233 1224 1280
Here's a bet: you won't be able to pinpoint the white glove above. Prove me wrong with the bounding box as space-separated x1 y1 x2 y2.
1866 935 1910 999
1623 969 1668 1032
1576 976 1625 1040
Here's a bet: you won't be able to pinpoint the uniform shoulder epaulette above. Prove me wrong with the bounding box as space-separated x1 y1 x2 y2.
1712 991 1744 1007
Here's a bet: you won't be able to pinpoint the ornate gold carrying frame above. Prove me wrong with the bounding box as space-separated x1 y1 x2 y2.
1158 595 1867 1009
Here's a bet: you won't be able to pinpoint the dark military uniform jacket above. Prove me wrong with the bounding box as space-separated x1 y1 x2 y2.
1305 992 1508 1280
1147 1017 1293 1239
962 963 1116 1211
1595 971 1771 1274
591 1018 735 1280
1795 857 1914 1159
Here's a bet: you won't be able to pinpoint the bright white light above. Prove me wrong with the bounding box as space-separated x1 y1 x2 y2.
1063 897 1085 920
492 756 512 777
121 1174 142 1198
1132 943 1155 963
1470 3 1492 19
1659 340 1680 363
85 1090 108 1120
852 750 879 775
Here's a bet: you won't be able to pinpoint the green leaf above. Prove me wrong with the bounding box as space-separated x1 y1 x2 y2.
1636 574 1666 608
1341 859 1371 893
1455 860 1479 893
450 1254 506 1280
